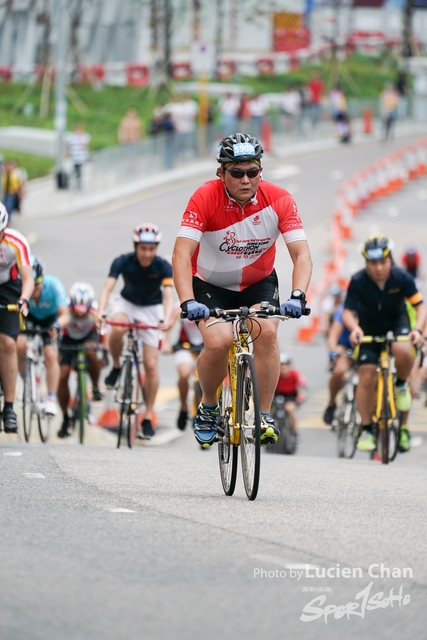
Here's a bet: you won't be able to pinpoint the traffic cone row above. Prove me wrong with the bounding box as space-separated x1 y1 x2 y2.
339 135 427 227
297 136 427 344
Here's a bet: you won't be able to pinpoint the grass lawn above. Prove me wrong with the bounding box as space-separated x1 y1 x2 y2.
0 53 402 178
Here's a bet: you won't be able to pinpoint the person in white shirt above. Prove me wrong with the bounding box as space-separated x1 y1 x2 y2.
65 123 91 189
218 92 241 136
248 93 269 139
281 87 302 134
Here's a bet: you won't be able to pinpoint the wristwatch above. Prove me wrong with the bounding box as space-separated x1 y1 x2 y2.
290 289 306 301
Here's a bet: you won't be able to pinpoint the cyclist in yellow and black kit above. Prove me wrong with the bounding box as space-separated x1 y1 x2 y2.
342 235 426 453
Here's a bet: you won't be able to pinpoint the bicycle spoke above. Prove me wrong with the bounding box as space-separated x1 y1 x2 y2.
239 355 261 501
22 358 34 442
218 377 238 496
117 359 132 449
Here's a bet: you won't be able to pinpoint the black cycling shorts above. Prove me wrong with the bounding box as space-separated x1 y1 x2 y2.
358 313 411 366
25 313 58 346
0 280 22 338
59 330 99 367
193 270 280 312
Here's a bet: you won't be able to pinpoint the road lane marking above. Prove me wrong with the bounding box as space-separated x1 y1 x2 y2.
250 554 319 570
25 232 38 245
23 473 45 478
418 189 427 200
268 165 301 180
109 508 136 513
330 169 344 180
3 451 23 456
388 205 399 217
285 183 299 194
411 436 424 447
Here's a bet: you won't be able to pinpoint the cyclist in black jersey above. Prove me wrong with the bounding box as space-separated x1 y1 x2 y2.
98 223 173 438
343 234 426 453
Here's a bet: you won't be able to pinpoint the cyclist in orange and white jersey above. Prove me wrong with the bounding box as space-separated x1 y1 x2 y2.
0 202 34 432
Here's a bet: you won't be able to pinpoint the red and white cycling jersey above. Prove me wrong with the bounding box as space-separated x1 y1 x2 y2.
177 179 306 291
0 228 31 285
63 301 98 341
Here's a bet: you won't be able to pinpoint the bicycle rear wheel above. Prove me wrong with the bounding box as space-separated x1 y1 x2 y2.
22 358 34 442
217 376 238 496
238 354 261 501
117 359 132 449
281 413 297 455
337 399 358 459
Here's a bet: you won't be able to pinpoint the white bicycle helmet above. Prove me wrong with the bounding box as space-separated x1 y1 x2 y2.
69 282 95 315
132 223 162 244
280 352 291 365
0 202 9 231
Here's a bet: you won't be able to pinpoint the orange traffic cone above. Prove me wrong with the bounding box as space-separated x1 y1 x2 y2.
97 388 120 429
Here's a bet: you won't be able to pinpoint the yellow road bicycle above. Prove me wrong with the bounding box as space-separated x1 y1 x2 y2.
206 302 309 500
360 332 410 465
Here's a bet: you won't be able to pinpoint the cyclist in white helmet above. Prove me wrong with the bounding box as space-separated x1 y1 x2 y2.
98 223 174 439
0 202 34 433
57 282 102 438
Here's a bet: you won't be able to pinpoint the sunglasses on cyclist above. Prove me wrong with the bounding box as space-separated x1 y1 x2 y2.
225 167 261 179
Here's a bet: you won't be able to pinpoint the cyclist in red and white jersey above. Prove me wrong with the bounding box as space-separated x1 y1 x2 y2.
57 283 102 438
172 133 312 447
0 202 34 432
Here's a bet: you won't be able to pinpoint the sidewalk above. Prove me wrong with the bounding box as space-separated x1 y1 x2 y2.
21 118 427 220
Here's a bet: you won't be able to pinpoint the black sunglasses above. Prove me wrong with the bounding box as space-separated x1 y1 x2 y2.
225 167 261 179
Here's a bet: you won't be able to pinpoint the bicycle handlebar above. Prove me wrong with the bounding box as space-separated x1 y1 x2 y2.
360 334 410 344
0 304 19 311
181 302 311 321
105 319 161 330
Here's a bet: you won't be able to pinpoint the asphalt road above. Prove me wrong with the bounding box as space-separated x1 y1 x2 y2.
2 132 427 639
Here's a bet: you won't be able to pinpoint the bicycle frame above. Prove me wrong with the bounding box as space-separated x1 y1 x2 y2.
105 319 161 447
361 332 410 463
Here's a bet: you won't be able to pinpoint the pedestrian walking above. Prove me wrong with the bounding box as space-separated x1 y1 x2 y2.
307 71 324 128
1 160 24 221
218 92 240 136
380 82 400 142
248 93 269 140
65 123 91 189
118 108 144 145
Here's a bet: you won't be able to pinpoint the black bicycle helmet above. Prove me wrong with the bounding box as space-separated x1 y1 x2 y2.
216 132 263 164
361 234 394 261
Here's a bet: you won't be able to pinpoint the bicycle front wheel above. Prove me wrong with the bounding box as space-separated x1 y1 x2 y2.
379 371 390 464
78 370 87 445
22 358 34 442
38 412 51 443
117 359 132 449
217 376 238 496
238 354 261 501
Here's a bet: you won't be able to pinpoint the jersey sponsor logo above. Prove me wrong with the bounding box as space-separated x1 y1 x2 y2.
219 231 270 258
232 142 255 157
188 211 198 219
253 215 261 226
